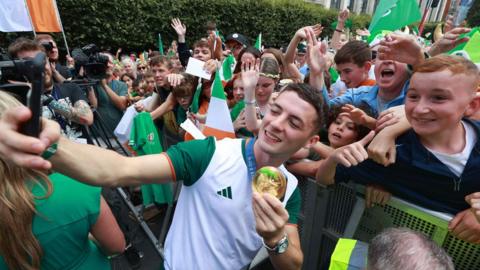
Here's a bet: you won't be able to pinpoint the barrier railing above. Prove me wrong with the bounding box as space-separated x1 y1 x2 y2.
299 179 480 270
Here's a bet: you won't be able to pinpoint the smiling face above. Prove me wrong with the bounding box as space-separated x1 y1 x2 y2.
406 69 479 140
257 90 319 157
374 60 409 94
328 114 359 148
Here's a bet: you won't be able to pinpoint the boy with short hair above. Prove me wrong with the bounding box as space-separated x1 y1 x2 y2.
334 40 376 89
317 55 480 243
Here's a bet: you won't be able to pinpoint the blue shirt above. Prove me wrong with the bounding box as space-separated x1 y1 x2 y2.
335 119 480 214
322 81 410 117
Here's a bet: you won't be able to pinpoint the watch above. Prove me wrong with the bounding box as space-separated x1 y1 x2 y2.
263 234 289 254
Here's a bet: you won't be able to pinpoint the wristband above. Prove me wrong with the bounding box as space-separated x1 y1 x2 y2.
244 100 256 105
41 142 58 160
335 29 344 33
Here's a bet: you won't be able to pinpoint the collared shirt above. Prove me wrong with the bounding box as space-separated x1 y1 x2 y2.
335 118 480 214
322 81 410 117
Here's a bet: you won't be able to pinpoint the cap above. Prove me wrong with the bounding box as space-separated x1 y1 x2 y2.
225 33 249 47
297 42 307 54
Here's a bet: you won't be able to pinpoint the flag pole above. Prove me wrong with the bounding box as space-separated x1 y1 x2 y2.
418 0 433 36
52 0 70 56
23 0 36 37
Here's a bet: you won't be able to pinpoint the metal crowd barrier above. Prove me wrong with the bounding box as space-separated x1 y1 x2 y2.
298 179 480 270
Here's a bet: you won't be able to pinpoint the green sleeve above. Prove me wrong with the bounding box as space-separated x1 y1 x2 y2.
285 187 301 224
166 137 216 186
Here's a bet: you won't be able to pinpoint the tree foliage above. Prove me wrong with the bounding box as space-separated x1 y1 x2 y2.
50 0 369 53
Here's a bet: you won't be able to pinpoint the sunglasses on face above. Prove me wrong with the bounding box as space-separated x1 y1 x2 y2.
138 66 147 70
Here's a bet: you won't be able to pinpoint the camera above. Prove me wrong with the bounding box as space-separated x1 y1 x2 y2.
0 49 46 137
72 44 109 80
41 41 54 53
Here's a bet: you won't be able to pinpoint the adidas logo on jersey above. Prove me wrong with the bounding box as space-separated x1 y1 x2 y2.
217 186 232 199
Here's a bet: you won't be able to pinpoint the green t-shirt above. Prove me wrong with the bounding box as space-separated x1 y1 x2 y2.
166 137 301 224
0 173 109 270
95 79 128 134
129 112 173 205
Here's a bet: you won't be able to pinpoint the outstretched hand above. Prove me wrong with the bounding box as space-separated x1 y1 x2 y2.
0 107 61 170
338 9 350 22
295 24 323 40
171 18 187 37
428 27 471 56
331 131 375 167
305 27 327 75
378 33 424 66
241 59 260 101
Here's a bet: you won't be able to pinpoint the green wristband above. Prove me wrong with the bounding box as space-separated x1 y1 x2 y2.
41 142 58 160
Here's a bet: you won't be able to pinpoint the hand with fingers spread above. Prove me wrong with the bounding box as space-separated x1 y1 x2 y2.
330 130 375 167
166 73 184 88
0 107 61 170
305 27 328 75
171 18 187 43
378 33 424 66
340 104 376 130
449 208 480 244
252 192 289 247
365 184 391 208
241 59 260 102
428 27 471 56
294 24 323 40
465 193 480 223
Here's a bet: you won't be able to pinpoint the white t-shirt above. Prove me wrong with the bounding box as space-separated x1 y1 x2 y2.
426 121 477 177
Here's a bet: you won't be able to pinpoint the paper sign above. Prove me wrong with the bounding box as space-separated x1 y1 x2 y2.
185 57 212 80
180 118 206 140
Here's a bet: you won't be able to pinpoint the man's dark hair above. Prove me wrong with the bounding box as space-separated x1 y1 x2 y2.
368 228 454 270
334 40 371 67
278 83 325 134
8 37 45 58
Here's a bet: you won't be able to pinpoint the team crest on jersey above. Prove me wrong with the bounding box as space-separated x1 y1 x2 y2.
147 132 154 142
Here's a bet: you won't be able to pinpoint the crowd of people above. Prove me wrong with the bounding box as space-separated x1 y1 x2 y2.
0 7 479 270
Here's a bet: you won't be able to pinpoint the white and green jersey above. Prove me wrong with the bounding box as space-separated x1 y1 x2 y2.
164 137 301 270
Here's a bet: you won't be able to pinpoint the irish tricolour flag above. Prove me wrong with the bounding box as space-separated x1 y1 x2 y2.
203 71 236 139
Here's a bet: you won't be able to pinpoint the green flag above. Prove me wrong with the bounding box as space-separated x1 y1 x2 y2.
158 33 164 55
368 0 421 40
221 54 235 81
254 33 262 50
449 27 480 65
448 27 480 64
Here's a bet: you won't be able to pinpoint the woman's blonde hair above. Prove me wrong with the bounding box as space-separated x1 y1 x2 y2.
0 91 52 270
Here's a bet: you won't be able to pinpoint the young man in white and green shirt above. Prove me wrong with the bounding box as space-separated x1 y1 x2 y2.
0 83 324 270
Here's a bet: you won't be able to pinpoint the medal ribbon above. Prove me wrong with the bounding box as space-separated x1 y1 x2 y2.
245 137 257 181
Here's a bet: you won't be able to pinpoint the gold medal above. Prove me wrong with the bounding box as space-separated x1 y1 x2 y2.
252 166 287 199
